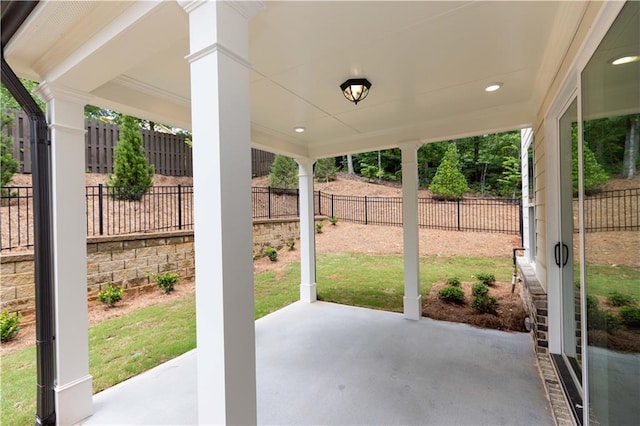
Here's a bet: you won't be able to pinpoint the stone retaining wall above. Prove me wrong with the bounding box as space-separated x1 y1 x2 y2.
1 218 301 324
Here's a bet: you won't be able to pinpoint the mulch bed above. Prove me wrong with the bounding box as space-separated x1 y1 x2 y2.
422 281 528 332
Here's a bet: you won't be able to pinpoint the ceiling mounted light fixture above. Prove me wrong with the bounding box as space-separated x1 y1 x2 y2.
611 55 639 65
340 78 372 105
484 82 503 92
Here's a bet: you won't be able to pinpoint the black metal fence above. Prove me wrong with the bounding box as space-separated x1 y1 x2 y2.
579 188 640 232
85 185 194 237
2 185 638 251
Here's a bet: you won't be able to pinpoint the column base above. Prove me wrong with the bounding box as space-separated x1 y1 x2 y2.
300 283 317 303
403 295 422 321
55 374 93 425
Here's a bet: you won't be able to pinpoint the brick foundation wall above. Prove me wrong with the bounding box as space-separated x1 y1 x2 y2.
1 219 301 324
517 258 549 354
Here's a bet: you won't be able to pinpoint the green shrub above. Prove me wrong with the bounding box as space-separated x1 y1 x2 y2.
472 283 489 298
314 158 337 182
476 272 496 286
619 306 640 328
472 295 499 315
360 164 382 181
269 155 298 189
150 272 179 294
606 291 637 307
286 240 295 250
0 310 20 342
428 144 469 200
445 277 461 287
107 115 154 201
98 283 123 308
316 221 324 234
264 246 278 262
573 139 608 195
438 285 465 304
328 215 338 226
1 114 19 188
587 299 621 332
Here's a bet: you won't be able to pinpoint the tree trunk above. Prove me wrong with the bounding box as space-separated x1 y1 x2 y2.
473 136 481 182
347 154 354 174
623 115 639 179
377 150 382 181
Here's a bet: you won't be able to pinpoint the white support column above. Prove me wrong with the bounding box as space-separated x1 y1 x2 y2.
296 157 317 303
36 83 93 425
181 1 263 424
400 143 421 320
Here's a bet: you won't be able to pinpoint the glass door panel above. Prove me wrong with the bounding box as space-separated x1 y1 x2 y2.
559 99 582 385
581 2 640 424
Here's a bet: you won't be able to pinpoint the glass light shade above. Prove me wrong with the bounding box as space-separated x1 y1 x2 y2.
340 78 371 105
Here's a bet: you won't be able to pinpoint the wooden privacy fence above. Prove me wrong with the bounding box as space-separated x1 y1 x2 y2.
3 109 274 177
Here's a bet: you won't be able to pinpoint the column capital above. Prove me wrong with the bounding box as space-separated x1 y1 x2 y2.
398 141 421 152
295 157 316 176
35 81 91 105
179 0 264 19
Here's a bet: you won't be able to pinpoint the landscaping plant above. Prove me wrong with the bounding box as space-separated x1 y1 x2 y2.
606 290 637 307
438 285 465 304
107 115 154 201
98 283 124 307
264 246 278 262
286 240 295 250
472 283 489 298
269 155 298 189
428 144 469 200
151 271 179 294
445 277 461 287
476 272 496 287
471 295 499 315
328 215 338 226
0 310 20 342
619 306 640 328
315 221 324 234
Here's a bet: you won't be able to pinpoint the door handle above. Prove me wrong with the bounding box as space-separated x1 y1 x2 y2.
554 242 561 267
562 243 569 267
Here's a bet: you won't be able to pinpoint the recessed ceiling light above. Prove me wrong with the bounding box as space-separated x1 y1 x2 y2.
485 82 503 92
611 55 639 65
294 126 305 133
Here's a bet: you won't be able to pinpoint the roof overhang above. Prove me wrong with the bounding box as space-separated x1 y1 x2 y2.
4 1 594 158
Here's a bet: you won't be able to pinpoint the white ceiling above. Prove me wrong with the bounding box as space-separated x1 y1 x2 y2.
5 0 594 158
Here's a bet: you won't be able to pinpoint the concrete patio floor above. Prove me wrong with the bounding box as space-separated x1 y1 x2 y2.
81 301 554 425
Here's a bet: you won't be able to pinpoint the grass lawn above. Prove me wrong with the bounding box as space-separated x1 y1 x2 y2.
1 254 510 425
584 262 640 300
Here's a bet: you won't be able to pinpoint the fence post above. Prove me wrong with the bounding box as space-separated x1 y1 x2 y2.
457 199 461 231
98 184 104 235
178 184 183 230
365 196 368 225
317 191 321 216
268 186 272 219
518 198 524 245
296 188 300 217
331 193 334 218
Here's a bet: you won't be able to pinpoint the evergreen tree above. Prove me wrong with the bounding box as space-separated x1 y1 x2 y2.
573 139 608 195
314 157 337 182
428 144 469 200
269 155 298 189
1 114 19 188
108 115 154 201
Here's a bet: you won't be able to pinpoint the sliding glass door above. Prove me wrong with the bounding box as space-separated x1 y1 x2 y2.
581 2 640 424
